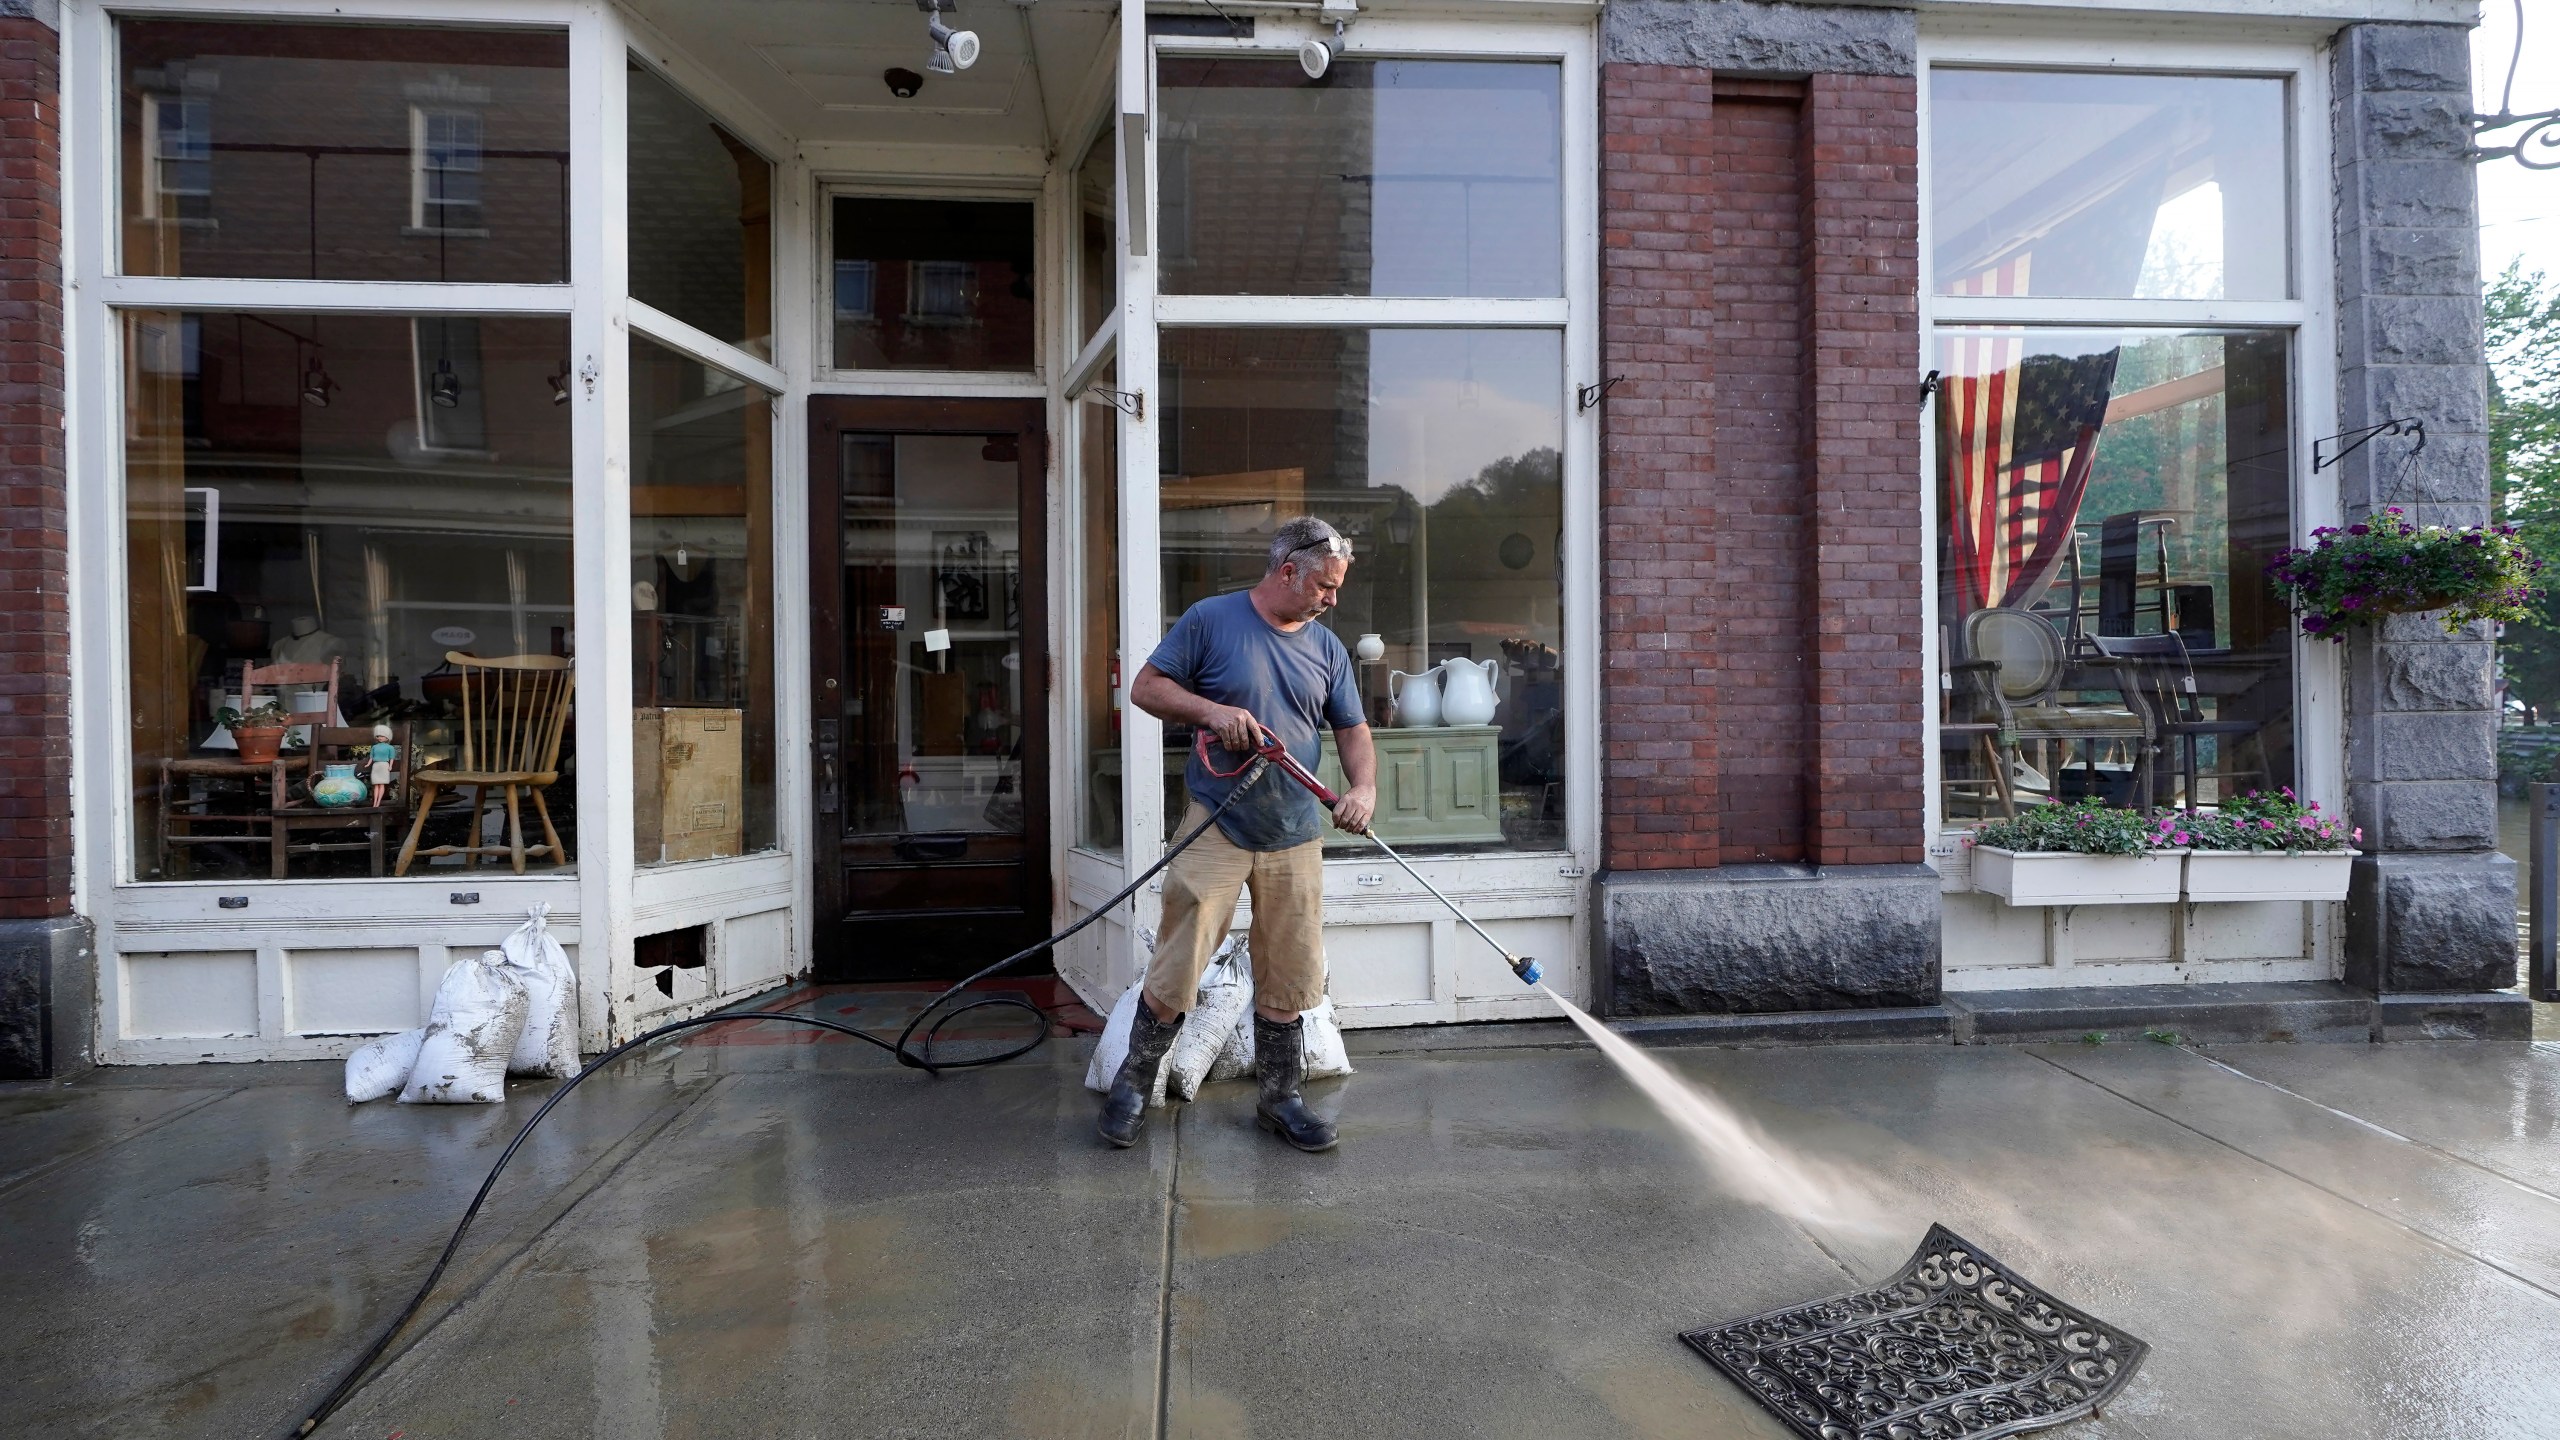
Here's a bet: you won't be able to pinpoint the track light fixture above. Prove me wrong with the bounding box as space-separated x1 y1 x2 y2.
301 357 337 407
546 360 572 406
1299 20 1344 80
923 0 979 74
430 357 461 409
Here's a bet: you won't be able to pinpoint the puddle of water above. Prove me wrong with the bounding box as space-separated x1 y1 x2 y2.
1539 985 1889 1241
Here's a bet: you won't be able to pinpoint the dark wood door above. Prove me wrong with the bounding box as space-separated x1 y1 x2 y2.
809 397 1049 980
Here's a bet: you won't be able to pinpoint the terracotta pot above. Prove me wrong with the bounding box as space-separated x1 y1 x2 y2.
232 725 287 766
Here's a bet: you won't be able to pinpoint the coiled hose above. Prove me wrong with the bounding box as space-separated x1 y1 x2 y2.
288 761 1266 1437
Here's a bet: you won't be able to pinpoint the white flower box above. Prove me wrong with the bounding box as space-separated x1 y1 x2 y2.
2183 849 2357 904
1970 847 2186 907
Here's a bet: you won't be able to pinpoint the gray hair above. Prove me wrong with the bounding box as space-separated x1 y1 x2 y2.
1268 515 1353 574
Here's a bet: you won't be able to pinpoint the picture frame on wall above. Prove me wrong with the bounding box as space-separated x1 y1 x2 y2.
934 530 991 621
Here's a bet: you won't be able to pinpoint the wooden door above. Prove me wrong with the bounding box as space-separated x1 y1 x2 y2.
809 398 1049 979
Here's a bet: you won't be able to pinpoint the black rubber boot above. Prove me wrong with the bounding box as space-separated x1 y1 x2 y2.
1097 1000 1183 1148
1253 1014 1339 1153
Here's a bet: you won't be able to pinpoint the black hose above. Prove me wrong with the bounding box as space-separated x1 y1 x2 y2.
287 762 1266 1437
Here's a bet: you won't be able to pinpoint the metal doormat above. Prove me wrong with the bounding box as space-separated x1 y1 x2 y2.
1681 1224 2147 1440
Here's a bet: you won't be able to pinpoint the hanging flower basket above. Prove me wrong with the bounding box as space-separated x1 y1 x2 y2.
1966 800 2183 907
2267 508 2544 640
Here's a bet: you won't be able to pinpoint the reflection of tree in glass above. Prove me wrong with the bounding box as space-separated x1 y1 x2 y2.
2081 334 2232 632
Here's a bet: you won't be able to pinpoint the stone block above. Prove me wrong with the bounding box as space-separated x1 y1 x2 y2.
2354 93 2476 160
2374 710 2496 781
2345 851 2516 993
2346 22 2472 96
0 0 61 29
2375 991 2532 1041
2350 226 2481 298
1602 0 1915 76
1602 864 1940 1015
1947 982 2375 1046
2335 159 2476 231
2378 610 2493 644
1610 1006 1953 1047
2359 364 2487 431
2339 295 2484 369
2374 779 2499 850
0 914 90 1080
2379 641 2495 711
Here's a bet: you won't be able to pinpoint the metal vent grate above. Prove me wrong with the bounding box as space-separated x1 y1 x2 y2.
1682 1224 2148 1440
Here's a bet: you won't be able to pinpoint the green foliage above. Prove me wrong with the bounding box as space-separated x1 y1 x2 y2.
1970 799 2161 855
2144 1029 2181 1046
2153 789 2360 852
2491 264 2560 718
213 701 290 731
2267 507 2542 639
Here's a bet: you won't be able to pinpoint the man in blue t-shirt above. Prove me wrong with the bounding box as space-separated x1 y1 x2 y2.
1095 516 1377 1153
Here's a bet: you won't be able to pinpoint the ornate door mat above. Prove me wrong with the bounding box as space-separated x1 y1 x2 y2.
1681 1224 2148 1440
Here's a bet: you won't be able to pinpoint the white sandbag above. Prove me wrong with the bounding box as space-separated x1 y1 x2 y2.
1299 995 1353 1081
1162 949 1253 1101
498 903 580 1078
1083 930 1252 1101
1083 981 1142 1093
398 950 530 1104
344 1027 424 1103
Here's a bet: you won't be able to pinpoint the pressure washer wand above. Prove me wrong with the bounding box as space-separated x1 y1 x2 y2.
1214 728 1544 988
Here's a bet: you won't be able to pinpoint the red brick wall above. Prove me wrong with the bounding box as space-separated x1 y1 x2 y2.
0 19 70 918
1801 74 1923 867
1599 64 1923 873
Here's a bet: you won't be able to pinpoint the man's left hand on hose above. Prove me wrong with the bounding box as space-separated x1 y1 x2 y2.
1331 782 1377 835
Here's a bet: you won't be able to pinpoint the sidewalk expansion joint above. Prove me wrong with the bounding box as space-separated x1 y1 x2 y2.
0 1086 243 1200
1153 1103 1180 1440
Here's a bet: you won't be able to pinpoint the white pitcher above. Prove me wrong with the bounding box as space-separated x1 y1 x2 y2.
1388 663 1444 728
1439 656 1500 727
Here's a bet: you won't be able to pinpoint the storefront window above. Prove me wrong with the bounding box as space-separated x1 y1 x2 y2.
1930 70 2289 303
831 197 1036 371
119 20 570 283
1079 385 1122 854
1077 130 1116 348
627 60 773 359
1157 58 1562 298
1158 328 1566 851
629 337 778 866
125 311 575 880
1935 328 2295 819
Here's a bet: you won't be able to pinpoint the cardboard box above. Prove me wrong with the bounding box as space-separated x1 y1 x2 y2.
636 707 745 864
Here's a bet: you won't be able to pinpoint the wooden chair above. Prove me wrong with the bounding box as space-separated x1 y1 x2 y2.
396 651 575 875
266 723 412 878
153 658 342 878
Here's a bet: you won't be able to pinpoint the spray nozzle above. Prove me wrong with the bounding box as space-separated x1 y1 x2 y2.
1508 954 1542 987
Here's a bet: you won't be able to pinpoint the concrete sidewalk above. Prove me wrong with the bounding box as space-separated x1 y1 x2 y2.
9 1023 2560 1438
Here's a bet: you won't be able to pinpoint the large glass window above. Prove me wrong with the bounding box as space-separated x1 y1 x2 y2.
629 337 778 867
1935 329 2295 818
125 311 575 880
119 20 570 283
1158 328 1566 851
1930 70 2289 302
1079 383 1122 854
628 60 773 359
1157 58 1562 298
831 197 1036 371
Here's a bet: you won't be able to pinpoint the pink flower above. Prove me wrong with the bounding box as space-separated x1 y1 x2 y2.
2352 827 2363 842
2174 832 2191 846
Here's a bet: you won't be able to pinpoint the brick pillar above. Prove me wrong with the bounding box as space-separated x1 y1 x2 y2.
2331 23 2518 1010
1802 73 1924 868
1592 0 1937 1017
0 2 88 1079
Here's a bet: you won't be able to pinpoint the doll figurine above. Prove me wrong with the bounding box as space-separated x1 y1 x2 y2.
368 724 398 806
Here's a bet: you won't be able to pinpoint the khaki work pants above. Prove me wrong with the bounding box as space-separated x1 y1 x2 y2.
1142 804 1328 1018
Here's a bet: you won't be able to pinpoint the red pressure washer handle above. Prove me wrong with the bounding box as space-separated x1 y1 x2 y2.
1193 726 1340 806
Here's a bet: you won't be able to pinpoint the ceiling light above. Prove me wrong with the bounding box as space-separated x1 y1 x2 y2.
546 360 572 406
884 66 923 97
301 358 336 407
430 358 461 409
926 2 979 72
1300 20 1344 80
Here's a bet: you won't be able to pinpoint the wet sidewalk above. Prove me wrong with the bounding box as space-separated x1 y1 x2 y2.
11 1017 2560 1439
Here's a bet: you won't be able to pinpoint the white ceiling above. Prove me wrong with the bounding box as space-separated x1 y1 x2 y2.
628 0 1119 153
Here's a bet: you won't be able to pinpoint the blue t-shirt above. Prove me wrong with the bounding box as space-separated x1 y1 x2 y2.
1148 591 1366 851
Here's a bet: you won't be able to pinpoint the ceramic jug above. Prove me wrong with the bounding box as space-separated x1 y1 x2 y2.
1388 663 1444 728
1439 657 1500 727
311 762 367 809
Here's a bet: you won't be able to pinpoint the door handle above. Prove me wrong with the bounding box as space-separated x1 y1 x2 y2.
815 717 840 816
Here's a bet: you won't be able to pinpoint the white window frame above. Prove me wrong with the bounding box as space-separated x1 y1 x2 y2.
65 0 811 1061
809 175 1049 397
1916 28 2342 980
1100 10 1601 1022
409 103 489 236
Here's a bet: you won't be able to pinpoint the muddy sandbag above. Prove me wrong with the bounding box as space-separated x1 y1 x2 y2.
1084 931 1249 1101
1205 967 1354 1085
498 903 579 1078
344 1027 424 1103
398 950 530 1104
1162 949 1252 1101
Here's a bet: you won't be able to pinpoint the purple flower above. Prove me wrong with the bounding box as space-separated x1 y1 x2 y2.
2174 833 2191 845
2348 525 2370 536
